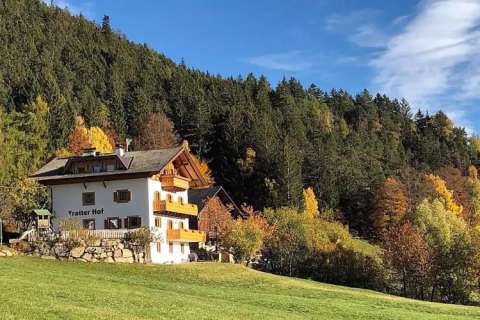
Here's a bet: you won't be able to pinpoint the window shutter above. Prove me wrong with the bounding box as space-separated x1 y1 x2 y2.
104 219 108 229
113 191 118 202
127 191 132 201
123 218 128 229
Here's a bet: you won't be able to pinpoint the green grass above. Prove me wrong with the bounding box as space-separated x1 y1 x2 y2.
0 257 479 320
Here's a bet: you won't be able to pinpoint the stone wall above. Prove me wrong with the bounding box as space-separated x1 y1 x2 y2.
15 238 147 264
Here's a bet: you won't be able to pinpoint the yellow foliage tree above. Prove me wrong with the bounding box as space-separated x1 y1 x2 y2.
64 116 113 155
425 174 463 215
303 187 319 218
89 126 113 153
191 154 214 186
468 165 478 180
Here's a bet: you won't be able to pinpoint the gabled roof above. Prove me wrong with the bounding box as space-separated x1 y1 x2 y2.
31 145 206 185
188 186 246 218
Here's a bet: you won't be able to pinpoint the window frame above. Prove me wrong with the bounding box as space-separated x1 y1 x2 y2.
156 242 162 253
106 217 121 229
155 217 162 228
82 192 95 206
114 189 131 203
169 242 174 254
82 219 96 230
126 216 141 229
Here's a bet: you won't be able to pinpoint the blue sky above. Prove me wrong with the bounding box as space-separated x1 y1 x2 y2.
49 0 480 133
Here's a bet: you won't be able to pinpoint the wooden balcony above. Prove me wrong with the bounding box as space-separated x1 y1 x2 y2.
167 229 206 242
160 174 190 192
153 199 198 216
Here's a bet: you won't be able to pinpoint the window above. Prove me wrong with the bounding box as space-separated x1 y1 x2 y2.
155 217 162 228
180 243 185 254
178 196 184 204
82 192 95 206
92 164 102 173
126 216 141 229
167 220 173 230
154 191 161 201
106 163 115 172
179 221 184 230
114 190 131 203
82 219 95 230
105 217 121 229
156 242 161 253
169 242 174 254
167 194 173 202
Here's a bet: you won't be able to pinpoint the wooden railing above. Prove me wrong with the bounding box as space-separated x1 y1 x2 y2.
153 199 198 216
61 229 137 240
166 229 206 242
160 174 190 192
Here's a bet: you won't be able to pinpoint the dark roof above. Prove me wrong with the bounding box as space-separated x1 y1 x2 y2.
188 186 245 218
31 146 183 183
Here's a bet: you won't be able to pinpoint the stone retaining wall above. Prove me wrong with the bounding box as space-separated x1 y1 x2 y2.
14 238 147 264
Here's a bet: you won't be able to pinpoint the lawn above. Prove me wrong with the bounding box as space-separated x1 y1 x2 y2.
0 256 479 320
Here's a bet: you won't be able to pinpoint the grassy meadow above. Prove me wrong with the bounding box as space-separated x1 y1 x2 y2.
0 256 479 320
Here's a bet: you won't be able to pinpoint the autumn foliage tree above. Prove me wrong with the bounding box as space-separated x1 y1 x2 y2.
133 112 179 150
424 174 463 215
66 116 113 155
372 177 408 233
303 187 319 218
197 196 233 249
383 223 433 299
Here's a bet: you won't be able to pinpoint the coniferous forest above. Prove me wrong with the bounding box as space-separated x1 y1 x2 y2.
2 0 480 305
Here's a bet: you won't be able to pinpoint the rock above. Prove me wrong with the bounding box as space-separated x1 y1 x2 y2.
114 249 122 258
115 256 134 263
0 252 6 257
122 249 133 258
70 247 85 258
5 250 13 257
105 257 115 263
83 253 93 262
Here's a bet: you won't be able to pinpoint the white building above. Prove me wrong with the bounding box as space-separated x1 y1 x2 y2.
32 142 208 264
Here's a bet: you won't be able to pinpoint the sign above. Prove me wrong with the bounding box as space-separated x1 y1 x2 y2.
68 208 105 217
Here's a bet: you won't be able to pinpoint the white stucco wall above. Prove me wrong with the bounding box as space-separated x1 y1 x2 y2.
49 176 192 264
50 178 150 230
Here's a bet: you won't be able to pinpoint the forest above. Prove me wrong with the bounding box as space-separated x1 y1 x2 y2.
1 0 480 305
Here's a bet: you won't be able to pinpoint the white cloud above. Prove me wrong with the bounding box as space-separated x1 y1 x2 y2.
370 0 480 131
324 9 388 48
248 51 313 72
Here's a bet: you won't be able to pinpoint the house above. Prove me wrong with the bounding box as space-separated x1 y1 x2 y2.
31 141 208 264
188 186 246 249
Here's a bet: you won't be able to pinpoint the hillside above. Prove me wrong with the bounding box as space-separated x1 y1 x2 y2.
0 0 477 232
0 257 478 320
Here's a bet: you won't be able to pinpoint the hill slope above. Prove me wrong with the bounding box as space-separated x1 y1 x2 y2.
0 257 478 320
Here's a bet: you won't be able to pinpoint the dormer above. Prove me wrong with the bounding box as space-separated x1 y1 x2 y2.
63 148 132 175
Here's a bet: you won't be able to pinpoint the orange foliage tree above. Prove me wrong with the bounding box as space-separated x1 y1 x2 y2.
197 196 234 248
133 112 179 150
372 177 409 232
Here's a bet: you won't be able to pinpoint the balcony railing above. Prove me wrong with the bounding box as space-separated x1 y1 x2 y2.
160 174 190 192
153 199 198 216
167 229 206 242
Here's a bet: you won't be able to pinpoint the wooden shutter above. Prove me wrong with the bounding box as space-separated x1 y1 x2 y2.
104 219 108 229
127 191 132 201
113 191 118 202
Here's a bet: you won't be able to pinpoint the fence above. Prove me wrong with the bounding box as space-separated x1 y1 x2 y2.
60 229 138 240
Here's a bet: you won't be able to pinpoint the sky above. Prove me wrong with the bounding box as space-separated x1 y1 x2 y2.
48 0 480 133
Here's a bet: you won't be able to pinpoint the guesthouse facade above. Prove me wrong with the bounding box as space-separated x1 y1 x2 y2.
31 142 208 264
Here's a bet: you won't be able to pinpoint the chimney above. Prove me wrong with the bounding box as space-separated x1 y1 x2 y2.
125 138 132 152
82 147 97 157
115 144 125 157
